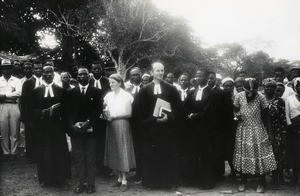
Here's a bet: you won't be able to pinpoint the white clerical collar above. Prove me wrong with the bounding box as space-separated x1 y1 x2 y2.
93 77 102 89
153 82 162 95
43 81 54 97
198 84 208 90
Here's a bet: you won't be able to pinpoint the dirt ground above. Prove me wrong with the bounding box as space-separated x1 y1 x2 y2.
0 130 299 196
1 153 299 196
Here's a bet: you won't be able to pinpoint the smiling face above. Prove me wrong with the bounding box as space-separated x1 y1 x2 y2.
152 63 164 81
264 83 276 96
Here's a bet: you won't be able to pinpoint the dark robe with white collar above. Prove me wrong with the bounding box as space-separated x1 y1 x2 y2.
182 85 218 189
27 84 70 185
139 81 183 188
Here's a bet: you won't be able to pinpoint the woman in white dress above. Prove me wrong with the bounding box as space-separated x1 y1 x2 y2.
103 74 136 192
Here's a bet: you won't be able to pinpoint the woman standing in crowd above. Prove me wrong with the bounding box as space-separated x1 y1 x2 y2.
233 79 277 193
285 77 300 186
103 73 136 192
263 79 286 189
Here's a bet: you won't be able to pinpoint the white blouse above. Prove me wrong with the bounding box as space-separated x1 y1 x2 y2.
285 94 300 125
103 89 134 118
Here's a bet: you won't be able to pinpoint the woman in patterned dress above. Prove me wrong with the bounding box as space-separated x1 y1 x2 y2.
263 79 286 189
233 79 277 193
103 74 136 192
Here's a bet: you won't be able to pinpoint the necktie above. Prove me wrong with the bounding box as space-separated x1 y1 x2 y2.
154 84 162 95
81 87 85 95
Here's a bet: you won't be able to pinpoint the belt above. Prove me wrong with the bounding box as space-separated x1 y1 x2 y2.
0 100 18 104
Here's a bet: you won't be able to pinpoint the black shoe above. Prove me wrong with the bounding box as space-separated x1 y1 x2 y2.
120 184 128 192
74 184 86 194
86 184 96 194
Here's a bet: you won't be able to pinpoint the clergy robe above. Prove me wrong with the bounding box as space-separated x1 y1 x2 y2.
21 76 38 160
89 76 110 175
126 83 143 178
139 81 183 188
183 86 218 189
214 89 235 179
27 84 70 185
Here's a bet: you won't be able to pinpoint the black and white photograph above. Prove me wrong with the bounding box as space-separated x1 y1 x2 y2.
0 0 300 195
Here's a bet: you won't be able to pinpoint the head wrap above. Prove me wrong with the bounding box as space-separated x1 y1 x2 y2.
244 78 258 103
234 77 245 84
222 77 234 86
130 67 142 75
293 77 300 89
263 78 276 87
142 73 150 79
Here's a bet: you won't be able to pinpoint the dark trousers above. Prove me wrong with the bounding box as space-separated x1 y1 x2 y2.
131 122 142 178
71 137 97 185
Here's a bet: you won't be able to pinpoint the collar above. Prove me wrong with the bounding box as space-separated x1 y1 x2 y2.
93 76 102 81
0 75 14 82
79 83 89 89
198 84 208 90
43 81 54 87
33 75 42 80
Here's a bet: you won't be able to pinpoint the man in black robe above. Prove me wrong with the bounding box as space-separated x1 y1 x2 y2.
183 68 217 189
125 67 143 183
21 61 43 162
27 66 70 188
89 61 110 176
139 62 182 189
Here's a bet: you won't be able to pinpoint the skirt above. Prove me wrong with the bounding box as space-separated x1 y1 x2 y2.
233 122 277 175
104 119 136 172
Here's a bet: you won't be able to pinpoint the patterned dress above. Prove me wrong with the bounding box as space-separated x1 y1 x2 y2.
233 92 277 175
267 97 287 169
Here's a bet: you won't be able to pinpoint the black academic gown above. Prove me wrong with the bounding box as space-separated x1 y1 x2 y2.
89 76 110 174
21 76 38 160
27 84 70 185
183 86 218 189
139 81 183 188
214 90 235 179
126 83 143 178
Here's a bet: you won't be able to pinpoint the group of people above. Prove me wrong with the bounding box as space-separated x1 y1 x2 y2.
1 58 300 194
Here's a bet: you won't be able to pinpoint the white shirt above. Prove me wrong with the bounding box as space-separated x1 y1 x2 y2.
196 85 208 101
124 80 132 89
285 94 300 125
281 85 296 101
43 81 54 97
0 76 21 98
173 83 181 91
79 84 89 95
104 89 133 118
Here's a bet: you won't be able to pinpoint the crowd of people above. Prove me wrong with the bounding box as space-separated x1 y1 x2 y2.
0 58 300 194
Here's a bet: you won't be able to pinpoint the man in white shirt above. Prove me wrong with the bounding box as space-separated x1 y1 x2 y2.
273 67 295 101
0 59 21 160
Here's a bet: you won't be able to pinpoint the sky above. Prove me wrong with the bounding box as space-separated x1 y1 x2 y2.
152 0 300 61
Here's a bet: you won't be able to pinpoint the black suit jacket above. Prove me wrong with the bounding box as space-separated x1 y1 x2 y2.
64 85 102 138
89 77 110 98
